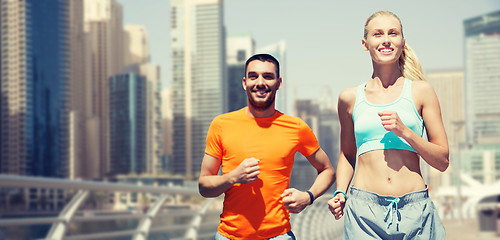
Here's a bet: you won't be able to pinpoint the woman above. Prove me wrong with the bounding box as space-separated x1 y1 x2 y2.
328 11 448 239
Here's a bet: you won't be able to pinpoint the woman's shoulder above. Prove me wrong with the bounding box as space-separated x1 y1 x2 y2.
338 86 358 105
410 80 438 107
411 80 435 93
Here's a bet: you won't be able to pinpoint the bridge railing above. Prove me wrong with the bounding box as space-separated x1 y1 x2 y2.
0 174 220 240
0 175 344 240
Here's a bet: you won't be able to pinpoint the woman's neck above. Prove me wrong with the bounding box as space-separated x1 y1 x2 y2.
371 62 404 88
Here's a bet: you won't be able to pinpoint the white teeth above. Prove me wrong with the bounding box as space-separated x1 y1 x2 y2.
380 49 393 53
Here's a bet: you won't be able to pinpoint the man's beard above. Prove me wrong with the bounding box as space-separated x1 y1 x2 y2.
247 89 276 111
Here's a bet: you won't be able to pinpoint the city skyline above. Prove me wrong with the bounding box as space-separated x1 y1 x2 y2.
118 0 499 109
0 2 499 238
1 0 497 180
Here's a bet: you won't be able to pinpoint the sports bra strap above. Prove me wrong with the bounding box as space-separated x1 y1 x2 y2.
400 78 412 101
354 82 366 106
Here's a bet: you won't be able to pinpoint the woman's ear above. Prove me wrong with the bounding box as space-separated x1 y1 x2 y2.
362 38 368 51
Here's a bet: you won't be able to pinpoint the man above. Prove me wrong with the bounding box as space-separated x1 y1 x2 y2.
199 54 335 240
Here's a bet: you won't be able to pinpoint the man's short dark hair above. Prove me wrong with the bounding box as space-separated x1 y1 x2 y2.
245 54 280 78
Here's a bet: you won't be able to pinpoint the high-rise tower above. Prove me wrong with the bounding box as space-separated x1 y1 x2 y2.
170 0 226 177
226 34 255 112
123 24 162 175
0 0 70 178
464 10 500 145
109 73 147 175
124 24 149 66
84 0 125 178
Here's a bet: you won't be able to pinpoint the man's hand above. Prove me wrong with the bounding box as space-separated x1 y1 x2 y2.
281 188 310 214
229 157 260 184
327 193 346 220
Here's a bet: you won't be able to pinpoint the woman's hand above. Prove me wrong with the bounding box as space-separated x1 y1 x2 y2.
378 111 408 137
328 194 346 220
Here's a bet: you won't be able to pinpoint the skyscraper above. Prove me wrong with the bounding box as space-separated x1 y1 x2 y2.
138 63 163 174
67 0 95 180
291 100 320 191
161 88 173 173
292 98 339 191
464 10 500 145
109 73 147 175
1 0 31 175
0 0 69 178
123 24 163 175
426 69 465 190
170 0 226 177
84 0 125 178
226 34 255 112
124 24 149 66
427 70 466 150
294 97 339 165
317 86 340 172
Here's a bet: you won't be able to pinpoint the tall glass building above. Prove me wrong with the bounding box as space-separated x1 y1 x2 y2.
170 0 226 177
84 0 125 179
122 63 163 175
226 34 254 112
464 10 500 145
109 73 147 175
0 0 69 177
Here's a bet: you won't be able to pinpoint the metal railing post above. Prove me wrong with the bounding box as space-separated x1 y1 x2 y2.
45 190 89 240
133 194 171 240
184 198 214 240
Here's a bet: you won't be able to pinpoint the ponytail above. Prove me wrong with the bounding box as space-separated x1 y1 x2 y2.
399 43 425 81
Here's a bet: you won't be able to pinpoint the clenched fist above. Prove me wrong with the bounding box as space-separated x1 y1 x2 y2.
230 157 260 184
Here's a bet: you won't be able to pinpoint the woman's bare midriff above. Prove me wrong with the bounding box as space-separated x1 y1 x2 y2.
353 149 426 197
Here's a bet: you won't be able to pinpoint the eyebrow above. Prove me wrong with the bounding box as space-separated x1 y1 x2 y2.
372 27 401 32
247 71 276 76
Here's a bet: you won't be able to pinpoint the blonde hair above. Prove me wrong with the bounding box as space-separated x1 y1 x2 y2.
364 11 425 81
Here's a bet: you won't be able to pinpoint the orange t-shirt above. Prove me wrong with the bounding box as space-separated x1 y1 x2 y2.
205 108 320 239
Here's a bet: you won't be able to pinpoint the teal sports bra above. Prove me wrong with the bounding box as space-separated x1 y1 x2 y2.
353 78 424 156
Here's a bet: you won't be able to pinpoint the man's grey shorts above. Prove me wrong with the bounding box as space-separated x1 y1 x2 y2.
343 187 445 240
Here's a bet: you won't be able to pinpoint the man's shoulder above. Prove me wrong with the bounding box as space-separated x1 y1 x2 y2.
274 111 307 127
276 111 300 121
212 108 246 123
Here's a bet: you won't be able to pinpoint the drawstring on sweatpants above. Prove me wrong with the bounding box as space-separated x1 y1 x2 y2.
384 197 400 228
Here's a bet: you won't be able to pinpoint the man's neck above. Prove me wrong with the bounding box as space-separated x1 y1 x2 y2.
245 105 276 118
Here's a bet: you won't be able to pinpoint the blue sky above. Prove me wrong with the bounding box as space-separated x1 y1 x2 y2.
117 0 499 110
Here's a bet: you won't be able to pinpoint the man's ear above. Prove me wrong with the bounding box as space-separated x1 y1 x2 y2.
277 77 282 90
362 38 368 51
242 77 246 90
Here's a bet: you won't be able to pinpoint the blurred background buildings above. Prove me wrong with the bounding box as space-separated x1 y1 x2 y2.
170 0 226 178
0 0 499 238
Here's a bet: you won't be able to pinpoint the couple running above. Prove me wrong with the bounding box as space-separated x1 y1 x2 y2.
199 11 448 240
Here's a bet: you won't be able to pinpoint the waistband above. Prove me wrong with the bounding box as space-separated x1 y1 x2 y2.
349 187 429 208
